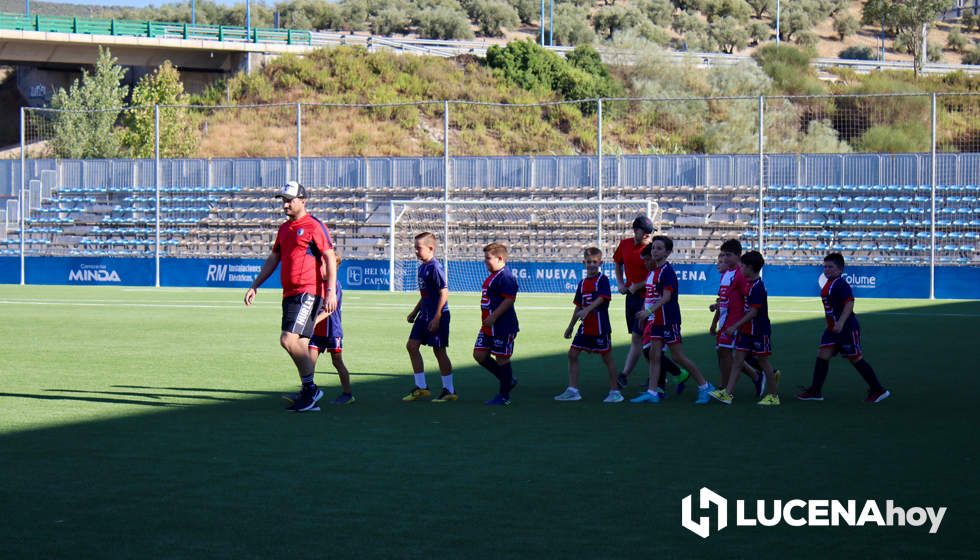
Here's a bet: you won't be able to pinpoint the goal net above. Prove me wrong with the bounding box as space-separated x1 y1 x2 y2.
389 199 660 292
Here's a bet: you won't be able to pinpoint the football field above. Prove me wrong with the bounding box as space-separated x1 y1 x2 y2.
0 285 975 558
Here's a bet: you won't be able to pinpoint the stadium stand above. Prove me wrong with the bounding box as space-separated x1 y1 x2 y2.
4 181 977 265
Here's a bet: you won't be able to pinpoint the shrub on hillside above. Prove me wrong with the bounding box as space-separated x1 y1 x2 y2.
946 29 968 53
964 48 980 65
472 0 520 37
839 45 875 60
417 6 475 39
553 5 597 45
833 13 860 40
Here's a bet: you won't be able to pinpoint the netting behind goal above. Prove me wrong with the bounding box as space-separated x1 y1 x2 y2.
389 199 659 292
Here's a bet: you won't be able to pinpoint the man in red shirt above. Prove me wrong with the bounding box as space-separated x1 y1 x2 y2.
244 181 338 412
613 216 687 394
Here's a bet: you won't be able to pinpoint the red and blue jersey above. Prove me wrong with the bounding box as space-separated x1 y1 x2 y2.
481 266 519 336
573 273 612 336
741 277 771 336
313 281 343 339
718 266 747 331
417 258 449 320
273 214 334 298
643 262 681 326
821 275 859 331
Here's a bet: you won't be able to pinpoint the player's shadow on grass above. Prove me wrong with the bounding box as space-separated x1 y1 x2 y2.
1 299 977 559
0 391 179 407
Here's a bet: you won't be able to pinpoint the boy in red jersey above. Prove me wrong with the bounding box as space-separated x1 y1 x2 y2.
797 253 890 403
555 248 623 403
708 239 767 396
709 251 781 406
629 236 714 404
244 182 337 412
473 243 520 405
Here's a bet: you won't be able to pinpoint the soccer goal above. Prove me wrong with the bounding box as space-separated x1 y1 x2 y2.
388 199 660 292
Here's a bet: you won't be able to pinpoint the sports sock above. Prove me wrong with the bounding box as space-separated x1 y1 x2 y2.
301 374 315 389
661 354 681 377
441 373 455 393
413 372 427 389
698 383 710 390
499 362 514 397
479 357 503 379
851 359 883 392
567 386 580 393
811 358 830 392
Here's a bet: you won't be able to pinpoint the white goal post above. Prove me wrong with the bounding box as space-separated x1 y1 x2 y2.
388 198 660 292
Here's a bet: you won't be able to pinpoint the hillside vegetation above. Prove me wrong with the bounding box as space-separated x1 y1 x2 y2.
6 0 980 65
183 41 980 157
26 41 980 159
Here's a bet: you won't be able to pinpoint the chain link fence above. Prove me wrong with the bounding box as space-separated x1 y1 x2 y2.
2 93 978 296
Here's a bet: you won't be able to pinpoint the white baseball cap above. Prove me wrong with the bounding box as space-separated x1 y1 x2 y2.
278 181 307 200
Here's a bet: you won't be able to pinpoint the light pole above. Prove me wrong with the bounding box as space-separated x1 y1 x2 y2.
549 0 554 46
775 0 780 45
246 0 251 38
191 0 195 25
540 0 544 46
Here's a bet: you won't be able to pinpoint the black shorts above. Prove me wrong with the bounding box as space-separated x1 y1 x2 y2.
625 291 645 334
281 293 321 339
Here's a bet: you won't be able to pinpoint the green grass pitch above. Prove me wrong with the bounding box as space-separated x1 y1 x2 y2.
0 285 975 558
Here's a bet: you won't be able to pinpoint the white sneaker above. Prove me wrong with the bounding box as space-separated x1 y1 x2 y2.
554 388 582 401
603 390 624 403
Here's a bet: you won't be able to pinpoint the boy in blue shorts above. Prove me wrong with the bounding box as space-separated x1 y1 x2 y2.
284 255 353 407
630 236 715 404
555 247 623 403
403 232 456 402
473 242 520 405
709 251 781 405
797 253 890 403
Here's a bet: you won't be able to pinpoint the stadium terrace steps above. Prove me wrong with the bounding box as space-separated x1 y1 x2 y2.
7 184 978 264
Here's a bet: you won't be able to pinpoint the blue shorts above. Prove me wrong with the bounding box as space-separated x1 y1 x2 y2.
820 328 862 358
281 293 321 338
409 311 451 348
474 331 517 357
309 336 342 354
735 332 772 356
570 333 612 354
642 322 682 348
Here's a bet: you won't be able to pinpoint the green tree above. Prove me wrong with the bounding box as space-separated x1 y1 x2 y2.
946 28 968 53
509 0 538 24
636 0 675 27
123 61 199 159
472 0 521 36
711 16 751 53
49 47 128 159
862 0 955 75
593 6 648 40
746 0 775 19
749 20 771 44
553 5 597 45
417 6 475 39
833 13 860 40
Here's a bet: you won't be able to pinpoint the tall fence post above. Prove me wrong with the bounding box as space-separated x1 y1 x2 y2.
757 95 765 253
154 105 161 288
19 106 25 286
597 97 603 249
389 200 396 293
443 100 450 279
296 102 302 184
929 93 937 300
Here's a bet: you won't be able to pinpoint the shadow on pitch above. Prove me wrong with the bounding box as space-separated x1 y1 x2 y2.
0 299 977 558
